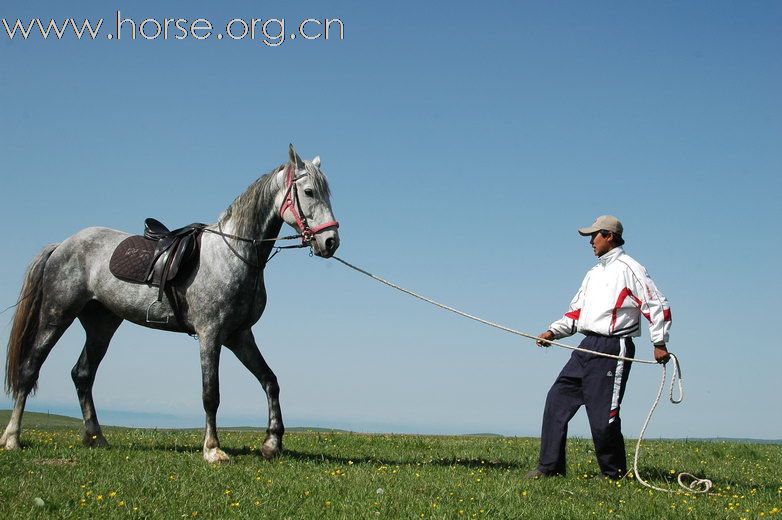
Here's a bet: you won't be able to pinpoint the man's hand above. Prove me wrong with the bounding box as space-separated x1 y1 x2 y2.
654 344 670 364
536 330 555 347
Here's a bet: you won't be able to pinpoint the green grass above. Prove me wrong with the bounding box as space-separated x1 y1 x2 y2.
0 414 780 519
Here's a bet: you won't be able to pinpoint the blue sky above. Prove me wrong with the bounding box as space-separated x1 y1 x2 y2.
1 1 780 439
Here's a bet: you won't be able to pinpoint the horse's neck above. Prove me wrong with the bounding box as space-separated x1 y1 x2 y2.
256 217 284 262
222 210 282 240
219 183 286 264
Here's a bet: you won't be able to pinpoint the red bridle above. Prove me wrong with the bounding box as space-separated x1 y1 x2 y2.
279 164 339 244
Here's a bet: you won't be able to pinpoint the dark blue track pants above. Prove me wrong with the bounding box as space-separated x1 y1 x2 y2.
537 334 635 478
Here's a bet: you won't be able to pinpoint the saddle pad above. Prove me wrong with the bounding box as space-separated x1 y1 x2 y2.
109 235 157 284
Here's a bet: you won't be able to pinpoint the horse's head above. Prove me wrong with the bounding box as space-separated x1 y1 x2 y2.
278 144 340 258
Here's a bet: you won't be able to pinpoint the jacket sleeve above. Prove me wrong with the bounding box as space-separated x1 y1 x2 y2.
548 273 589 339
629 266 672 345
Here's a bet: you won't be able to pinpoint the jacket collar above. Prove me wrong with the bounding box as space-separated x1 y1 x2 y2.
598 246 624 266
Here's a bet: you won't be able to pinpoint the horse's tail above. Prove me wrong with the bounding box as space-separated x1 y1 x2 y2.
4 243 59 398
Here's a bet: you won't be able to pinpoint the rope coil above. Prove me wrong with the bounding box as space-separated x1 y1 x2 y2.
332 255 712 494
632 354 712 493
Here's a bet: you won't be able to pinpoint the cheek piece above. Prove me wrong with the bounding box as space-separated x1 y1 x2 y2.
279 164 339 244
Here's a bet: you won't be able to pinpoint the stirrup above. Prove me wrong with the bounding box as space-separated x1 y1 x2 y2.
146 300 170 324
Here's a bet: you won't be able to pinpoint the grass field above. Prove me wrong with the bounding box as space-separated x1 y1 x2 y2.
1 412 780 519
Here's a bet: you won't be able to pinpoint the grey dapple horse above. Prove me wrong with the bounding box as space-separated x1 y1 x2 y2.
1 145 339 462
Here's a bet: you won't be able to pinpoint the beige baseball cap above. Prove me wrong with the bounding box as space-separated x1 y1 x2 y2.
578 215 624 236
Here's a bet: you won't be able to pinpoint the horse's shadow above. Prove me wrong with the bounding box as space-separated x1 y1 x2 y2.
122 442 532 471
282 449 532 471
105 442 759 490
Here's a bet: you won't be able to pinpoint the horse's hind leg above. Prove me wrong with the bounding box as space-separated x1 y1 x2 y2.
0 392 29 450
199 333 229 463
1 320 73 450
225 329 284 460
72 301 122 448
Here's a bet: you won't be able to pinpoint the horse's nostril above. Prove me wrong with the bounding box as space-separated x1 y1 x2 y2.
325 237 335 250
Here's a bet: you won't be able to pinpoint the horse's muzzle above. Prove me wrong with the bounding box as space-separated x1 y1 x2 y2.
312 231 339 258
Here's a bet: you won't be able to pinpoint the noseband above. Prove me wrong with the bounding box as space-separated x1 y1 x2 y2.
279 164 339 244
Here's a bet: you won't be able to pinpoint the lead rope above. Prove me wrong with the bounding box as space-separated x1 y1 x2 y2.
632 354 712 493
332 256 712 494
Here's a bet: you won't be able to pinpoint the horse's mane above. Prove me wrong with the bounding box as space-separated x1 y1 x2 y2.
221 161 331 238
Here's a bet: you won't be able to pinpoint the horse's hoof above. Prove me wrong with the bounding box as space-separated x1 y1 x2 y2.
83 433 109 448
2 436 21 451
261 436 282 460
204 447 230 464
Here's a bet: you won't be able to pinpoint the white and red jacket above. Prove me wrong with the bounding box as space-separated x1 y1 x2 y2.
548 247 671 344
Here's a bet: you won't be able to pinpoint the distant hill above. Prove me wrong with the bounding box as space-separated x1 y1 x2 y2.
0 411 353 433
0 410 82 429
217 426 351 433
1 410 780 444
686 437 782 445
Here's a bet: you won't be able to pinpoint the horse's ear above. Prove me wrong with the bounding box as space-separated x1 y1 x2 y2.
312 156 321 168
288 144 305 168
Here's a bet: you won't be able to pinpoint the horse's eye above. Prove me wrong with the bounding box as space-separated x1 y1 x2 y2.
304 189 314 197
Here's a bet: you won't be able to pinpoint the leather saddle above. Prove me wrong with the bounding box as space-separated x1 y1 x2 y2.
110 218 207 325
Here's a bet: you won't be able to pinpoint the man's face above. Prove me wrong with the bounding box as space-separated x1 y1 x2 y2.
590 231 614 257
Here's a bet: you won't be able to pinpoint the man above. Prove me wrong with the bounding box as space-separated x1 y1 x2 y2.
527 215 671 480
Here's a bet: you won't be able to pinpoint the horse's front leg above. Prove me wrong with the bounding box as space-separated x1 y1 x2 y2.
198 333 229 463
225 329 284 459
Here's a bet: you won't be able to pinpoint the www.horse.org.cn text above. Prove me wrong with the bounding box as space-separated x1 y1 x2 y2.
1 11 345 47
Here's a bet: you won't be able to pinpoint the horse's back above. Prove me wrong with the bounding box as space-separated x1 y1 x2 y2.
53 226 129 264
38 227 129 310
